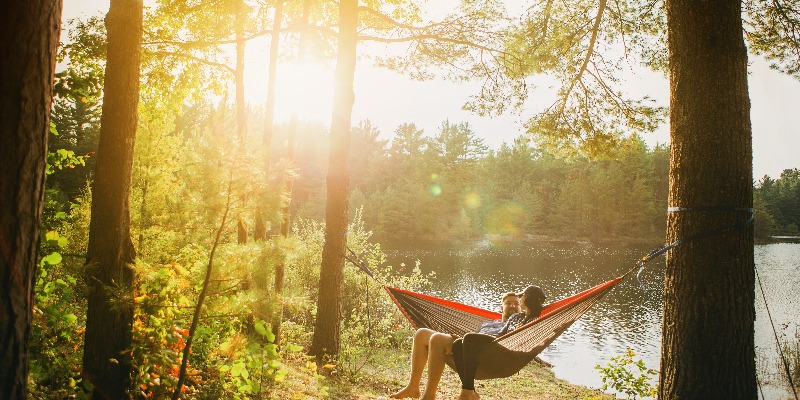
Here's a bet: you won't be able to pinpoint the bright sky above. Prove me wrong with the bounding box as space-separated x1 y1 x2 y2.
63 0 799 179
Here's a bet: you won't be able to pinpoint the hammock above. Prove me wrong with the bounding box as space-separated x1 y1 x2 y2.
384 277 623 379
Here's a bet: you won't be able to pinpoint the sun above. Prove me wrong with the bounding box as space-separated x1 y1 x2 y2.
244 56 335 124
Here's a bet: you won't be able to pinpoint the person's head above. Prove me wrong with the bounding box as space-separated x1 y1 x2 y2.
500 292 521 321
517 285 546 316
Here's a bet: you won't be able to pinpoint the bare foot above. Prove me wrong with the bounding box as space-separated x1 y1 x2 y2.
390 386 421 399
457 389 480 400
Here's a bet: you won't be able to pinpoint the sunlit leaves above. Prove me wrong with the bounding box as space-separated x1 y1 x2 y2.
745 0 800 79
595 347 658 398
469 0 669 157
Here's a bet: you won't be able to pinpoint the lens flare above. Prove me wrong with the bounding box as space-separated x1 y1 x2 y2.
485 202 529 240
430 183 443 197
463 192 482 209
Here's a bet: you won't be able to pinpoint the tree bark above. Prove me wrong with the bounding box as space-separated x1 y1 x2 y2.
271 114 297 343
661 0 755 398
262 0 284 163
0 1 61 398
235 0 247 142
310 0 357 359
81 0 143 397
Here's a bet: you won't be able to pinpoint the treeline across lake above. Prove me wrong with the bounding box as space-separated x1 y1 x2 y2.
270 120 799 242
292 121 673 242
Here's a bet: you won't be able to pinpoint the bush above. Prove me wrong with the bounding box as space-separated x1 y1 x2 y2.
595 348 658 399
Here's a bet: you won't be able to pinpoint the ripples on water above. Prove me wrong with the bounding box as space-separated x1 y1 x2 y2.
383 241 800 399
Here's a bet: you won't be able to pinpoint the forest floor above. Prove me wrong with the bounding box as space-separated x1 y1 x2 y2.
263 348 616 400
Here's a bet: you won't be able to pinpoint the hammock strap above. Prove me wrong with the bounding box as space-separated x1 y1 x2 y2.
623 206 755 283
344 246 375 279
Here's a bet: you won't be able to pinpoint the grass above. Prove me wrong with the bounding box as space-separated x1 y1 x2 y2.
263 348 615 400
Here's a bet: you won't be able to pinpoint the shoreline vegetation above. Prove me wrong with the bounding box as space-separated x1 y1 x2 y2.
269 348 615 400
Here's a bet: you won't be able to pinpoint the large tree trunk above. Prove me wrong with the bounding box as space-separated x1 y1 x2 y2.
661 0 755 398
81 0 143 397
0 2 61 398
310 0 357 359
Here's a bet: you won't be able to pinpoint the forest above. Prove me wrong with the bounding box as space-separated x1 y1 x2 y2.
3 0 800 399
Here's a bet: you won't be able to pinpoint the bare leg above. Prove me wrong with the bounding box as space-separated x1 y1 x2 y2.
420 333 455 400
390 329 435 399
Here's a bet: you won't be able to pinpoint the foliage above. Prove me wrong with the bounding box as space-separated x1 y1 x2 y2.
30 121 96 398
50 17 104 200
745 0 800 79
754 169 800 237
595 348 658 399
129 251 199 398
780 326 800 388
30 230 89 398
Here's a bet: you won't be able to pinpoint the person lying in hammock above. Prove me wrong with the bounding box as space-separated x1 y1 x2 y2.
452 285 545 400
389 286 545 400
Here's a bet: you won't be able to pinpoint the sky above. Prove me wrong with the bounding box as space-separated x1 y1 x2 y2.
63 0 799 179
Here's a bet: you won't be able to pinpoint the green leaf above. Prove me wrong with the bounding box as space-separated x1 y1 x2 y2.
55 211 67 220
254 321 267 337
219 365 230 373
265 343 278 358
63 313 78 323
49 122 58 136
231 362 245 377
42 252 62 266
264 329 275 343
285 343 303 353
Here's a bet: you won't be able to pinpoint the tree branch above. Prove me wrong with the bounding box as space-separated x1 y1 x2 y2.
558 0 607 117
357 34 500 54
147 50 235 75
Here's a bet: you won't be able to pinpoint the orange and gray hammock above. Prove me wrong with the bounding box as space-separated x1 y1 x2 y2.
384 277 622 379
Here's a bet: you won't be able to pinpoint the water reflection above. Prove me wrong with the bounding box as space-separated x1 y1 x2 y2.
383 241 799 399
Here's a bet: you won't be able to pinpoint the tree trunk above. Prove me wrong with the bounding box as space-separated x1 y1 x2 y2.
237 217 248 244
0 2 61 398
661 0 755 398
262 0 284 165
271 0 309 344
81 0 143 397
271 114 297 343
235 0 247 142
310 0 357 359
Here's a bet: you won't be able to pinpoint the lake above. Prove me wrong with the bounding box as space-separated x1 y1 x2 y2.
382 240 800 399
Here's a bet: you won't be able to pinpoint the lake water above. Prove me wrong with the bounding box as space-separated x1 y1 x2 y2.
382 240 800 399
